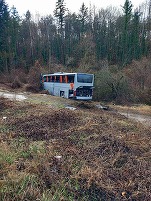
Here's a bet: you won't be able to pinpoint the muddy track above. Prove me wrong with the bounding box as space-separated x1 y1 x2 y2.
118 112 151 127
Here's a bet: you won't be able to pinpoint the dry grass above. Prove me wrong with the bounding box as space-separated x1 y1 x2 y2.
0 97 151 200
110 103 151 116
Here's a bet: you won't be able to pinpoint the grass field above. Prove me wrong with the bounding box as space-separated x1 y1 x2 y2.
0 96 151 200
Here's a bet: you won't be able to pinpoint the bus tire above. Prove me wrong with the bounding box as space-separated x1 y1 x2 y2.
60 91 64 98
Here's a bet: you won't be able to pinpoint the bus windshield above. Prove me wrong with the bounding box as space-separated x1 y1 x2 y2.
77 74 93 83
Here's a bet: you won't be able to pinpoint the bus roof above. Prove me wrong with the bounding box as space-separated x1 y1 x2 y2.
42 72 93 76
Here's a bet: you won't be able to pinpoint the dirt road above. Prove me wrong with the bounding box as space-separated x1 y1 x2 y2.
118 112 151 127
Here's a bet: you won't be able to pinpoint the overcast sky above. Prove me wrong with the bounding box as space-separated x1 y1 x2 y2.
6 0 146 17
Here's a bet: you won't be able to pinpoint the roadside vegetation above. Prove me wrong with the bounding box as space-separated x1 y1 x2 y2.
0 97 151 200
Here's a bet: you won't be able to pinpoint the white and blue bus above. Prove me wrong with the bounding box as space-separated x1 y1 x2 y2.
40 72 94 100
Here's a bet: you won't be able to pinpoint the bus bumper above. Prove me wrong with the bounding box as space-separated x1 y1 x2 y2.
75 96 92 100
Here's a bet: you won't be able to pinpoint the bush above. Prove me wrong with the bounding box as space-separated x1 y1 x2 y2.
0 69 27 88
93 70 112 101
138 89 151 105
10 69 27 84
93 70 131 103
123 58 151 105
11 77 22 89
27 66 41 92
25 84 40 93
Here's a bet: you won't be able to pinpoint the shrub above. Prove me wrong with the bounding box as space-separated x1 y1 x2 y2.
27 65 41 92
11 77 22 89
93 70 131 103
138 89 151 105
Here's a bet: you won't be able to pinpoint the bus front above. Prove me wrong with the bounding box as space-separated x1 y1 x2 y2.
74 73 94 100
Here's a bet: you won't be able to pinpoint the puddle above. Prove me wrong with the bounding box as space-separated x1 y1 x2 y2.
0 92 27 101
65 106 76 110
119 112 151 127
96 104 109 110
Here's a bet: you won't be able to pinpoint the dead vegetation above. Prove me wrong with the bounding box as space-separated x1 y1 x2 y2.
0 97 151 200
110 103 151 116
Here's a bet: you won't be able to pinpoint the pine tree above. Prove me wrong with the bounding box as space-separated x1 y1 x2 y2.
9 6 20 68
54 0 67 64
78 3 88 36
54 0 66 32
122 0 133 65
131 11 141 60
0 0 10 72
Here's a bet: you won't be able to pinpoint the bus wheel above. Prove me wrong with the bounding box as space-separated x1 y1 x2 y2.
60 91 64 98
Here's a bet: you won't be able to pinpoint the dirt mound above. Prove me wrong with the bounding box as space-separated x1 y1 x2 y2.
0 97 7 110
25 84 40 93
9 109 81 140
75 101 96 109
0 97 14 111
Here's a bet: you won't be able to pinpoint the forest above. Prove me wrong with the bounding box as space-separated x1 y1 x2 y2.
0 0 151 104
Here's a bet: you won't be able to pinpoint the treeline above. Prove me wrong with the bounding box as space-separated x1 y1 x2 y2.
0 0 151 72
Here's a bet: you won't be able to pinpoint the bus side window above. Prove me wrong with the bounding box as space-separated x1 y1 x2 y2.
43 76 46 82
56 76 60 83
62 76 65 83
68 75 74 83
48 76 50 82
46 76 48 82
71 76 74 83
52 76 55 82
